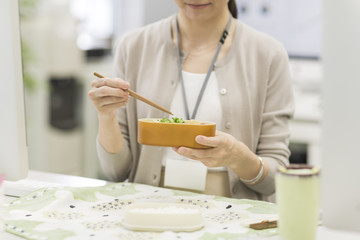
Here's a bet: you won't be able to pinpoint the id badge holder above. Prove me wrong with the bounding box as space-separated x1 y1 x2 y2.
164 158 207 191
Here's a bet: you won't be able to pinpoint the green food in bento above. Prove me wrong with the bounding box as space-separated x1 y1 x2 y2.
160 117 185 123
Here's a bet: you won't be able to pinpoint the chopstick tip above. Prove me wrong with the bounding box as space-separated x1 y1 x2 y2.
93 72 103 78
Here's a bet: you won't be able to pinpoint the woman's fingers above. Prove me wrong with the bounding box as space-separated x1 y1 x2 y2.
91 77 129 89
90 86 128 98
94 96 128 108
175 147 212 161
174 147 225 168
92 98 129 116
97 101 128 114
172 131 237 167
90 77 119 88
195 131 227 148
88 77 131 116
195 135 220 148
89 78 129 101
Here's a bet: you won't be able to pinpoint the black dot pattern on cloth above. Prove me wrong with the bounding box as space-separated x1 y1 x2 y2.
205 212 247 224
91 199 133 211
177 198 215 209
81 220 122 231
44 211 85 220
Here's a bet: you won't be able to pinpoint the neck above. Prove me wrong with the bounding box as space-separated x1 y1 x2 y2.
176 10 230 47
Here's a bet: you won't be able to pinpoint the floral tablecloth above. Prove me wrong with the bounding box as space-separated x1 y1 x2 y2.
3 182 278 240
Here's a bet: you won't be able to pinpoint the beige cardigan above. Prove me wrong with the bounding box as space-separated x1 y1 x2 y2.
97 15 295 200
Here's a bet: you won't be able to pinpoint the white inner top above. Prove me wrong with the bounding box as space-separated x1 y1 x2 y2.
162 71 226 172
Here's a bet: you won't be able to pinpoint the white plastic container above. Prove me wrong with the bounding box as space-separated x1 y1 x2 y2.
122 203 205 232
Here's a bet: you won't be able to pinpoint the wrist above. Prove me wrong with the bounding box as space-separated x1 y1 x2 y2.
97 113 117 123
226 141 266 185
98 115 124 154
239 156 264 185
228 141 252 170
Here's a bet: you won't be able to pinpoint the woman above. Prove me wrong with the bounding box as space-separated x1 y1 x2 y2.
88 0 294 201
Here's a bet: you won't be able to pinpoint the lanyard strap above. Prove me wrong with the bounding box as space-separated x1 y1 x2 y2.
175 15 232 120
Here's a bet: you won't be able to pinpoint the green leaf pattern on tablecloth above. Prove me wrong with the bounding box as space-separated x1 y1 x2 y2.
215 196 278 214
6 188 58 212
4 182 279 240
68 183 140 202
243 200 278 214
5 220 75 240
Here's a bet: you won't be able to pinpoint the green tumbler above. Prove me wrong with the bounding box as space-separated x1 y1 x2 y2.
275 165 320 240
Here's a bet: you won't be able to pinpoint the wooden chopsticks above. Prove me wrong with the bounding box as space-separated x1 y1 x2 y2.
93 72 173 115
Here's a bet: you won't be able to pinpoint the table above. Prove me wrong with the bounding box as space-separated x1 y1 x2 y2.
2 182 281 240
2 172 360 240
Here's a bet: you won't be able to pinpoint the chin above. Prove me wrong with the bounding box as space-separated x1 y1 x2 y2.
183 10 214 22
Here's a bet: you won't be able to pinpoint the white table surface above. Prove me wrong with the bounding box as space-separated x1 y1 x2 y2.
1 170 107 239
2 171 360 240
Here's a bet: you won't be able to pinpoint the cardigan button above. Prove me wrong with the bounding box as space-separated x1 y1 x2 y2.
219 88 227 95
225 121 231 129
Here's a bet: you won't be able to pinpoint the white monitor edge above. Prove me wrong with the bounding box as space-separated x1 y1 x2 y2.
0 0 29 181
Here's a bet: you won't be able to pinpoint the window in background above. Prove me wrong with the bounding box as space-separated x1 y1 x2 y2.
70 0 113 56
70 0 177 57
236 0 322 59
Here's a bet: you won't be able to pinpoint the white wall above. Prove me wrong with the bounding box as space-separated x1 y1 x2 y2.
21 1 85 176
321 0 360 231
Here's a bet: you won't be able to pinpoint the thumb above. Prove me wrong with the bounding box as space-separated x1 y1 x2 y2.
195 135 219 148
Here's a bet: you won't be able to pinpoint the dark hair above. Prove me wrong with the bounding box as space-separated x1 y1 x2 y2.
228 0 238 19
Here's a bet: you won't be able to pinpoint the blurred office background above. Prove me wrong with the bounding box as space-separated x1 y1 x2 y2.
20 0 322 180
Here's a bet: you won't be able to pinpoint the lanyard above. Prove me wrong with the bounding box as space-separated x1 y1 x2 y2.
175 15 232 120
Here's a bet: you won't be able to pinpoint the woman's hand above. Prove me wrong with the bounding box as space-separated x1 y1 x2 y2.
172 131 265 181
88 77 130 120
172 131 242 168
